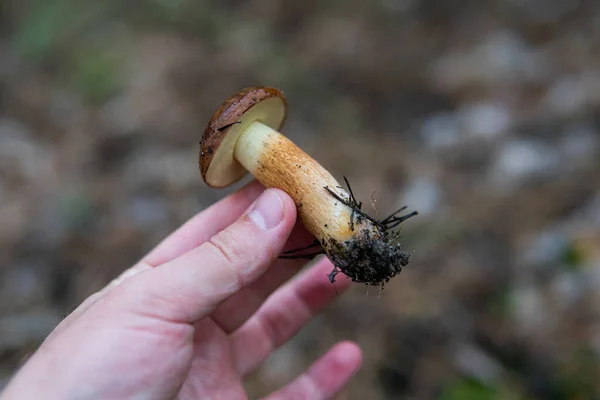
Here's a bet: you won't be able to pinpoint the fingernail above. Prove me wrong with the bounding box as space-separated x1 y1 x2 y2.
249 189 284 230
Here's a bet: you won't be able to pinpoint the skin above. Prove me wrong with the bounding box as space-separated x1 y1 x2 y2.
0 181 362 400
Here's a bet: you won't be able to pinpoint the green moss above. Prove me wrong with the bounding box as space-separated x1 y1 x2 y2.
560 243 585 270
14 0 115 61
70 47 123 104
14 0 74 61
439 378 498 400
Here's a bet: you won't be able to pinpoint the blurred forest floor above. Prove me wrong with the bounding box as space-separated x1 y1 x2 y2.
1 1 600 398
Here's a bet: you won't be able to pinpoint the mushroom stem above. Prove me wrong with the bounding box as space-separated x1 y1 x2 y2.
234 120 370 242
234 121 410 286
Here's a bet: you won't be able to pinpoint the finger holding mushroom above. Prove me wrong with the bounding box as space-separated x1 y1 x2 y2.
199 86 417 287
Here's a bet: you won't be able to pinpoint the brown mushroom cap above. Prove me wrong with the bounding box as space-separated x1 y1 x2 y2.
200 86 287 188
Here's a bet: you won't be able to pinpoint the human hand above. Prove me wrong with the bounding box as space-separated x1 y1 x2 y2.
0 181 361 399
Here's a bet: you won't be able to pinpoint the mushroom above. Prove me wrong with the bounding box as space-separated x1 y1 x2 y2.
199 86 416 286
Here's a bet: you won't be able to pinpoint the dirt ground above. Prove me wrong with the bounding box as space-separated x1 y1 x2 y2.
1 1 600 398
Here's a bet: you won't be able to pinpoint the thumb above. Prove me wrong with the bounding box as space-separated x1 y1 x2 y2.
115 188 297 323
